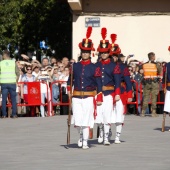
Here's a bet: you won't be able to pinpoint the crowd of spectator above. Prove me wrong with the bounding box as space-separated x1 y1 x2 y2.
0 53 75 117
0 52 166 117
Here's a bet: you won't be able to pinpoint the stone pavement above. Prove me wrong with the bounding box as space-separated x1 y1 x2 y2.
0 115 170 170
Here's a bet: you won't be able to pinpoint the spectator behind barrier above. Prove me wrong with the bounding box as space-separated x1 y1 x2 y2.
62 57 69 67
51 66 60 100
37 68 52 117
21 65 36 117
133 68 144 115
41 57 49 68
59 66 70 115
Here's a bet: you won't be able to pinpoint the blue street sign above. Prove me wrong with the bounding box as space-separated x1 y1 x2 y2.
85 17 100 27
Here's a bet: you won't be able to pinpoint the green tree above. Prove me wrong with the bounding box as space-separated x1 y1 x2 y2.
0 0 72 59
0 0 21 52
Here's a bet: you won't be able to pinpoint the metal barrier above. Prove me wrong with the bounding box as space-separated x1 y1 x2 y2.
136 81 165 116
50 80 70 116
1 80 166 117
127 80 139 114
139 82 165 105
50 80 70 105
2 81 50 117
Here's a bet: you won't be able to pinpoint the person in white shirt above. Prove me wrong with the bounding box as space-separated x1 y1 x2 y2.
37 68 52 117
21 66 36 117
51 66 60 104
32 64 41 116
59 66 70 115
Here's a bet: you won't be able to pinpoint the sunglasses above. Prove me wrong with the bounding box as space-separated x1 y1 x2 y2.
101 52 109 54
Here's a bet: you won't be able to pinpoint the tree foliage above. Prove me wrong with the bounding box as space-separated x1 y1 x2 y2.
0 0 72 59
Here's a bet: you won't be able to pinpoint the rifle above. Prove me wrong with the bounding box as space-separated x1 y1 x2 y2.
97 126 99 138
162 112 166 132
162 67 167 132
66 65 73 148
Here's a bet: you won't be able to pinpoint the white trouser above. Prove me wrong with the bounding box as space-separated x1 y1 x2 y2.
112 99 125 123
40 90 52 117
71 97 94 127
95 95 113 124
164 90 170 112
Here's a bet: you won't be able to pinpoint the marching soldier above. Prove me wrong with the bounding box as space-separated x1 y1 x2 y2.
163 47 170 120
67 27 103 149
110 34 133 144
111 56 132 143
141 52 162 117
95 28 121 145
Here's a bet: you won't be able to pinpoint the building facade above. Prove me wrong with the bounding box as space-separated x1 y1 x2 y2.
68 0 170 62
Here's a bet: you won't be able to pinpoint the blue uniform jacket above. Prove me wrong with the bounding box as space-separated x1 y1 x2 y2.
164 62 170 91
67 60 103 99
119 62 133 98
95 59 121 96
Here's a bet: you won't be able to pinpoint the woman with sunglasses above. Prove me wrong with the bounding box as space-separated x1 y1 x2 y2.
50 66 60 115
21 66 36 117
59 66 70 115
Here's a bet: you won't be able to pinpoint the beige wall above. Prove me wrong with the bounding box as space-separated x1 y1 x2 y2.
72 15 170 63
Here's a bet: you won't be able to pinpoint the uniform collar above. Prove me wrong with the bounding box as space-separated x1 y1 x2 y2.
81 59 91 65
101 58 111 65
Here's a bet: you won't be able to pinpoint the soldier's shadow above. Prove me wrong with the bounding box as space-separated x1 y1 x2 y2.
61 143 79 149
154 126 170 132
89 139 126 145
61 139 126 149
61 142 97 149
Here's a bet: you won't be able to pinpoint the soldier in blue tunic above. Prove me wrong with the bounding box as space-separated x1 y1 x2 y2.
67 27 103 149
163 46 170 117
110 34 132 143
95 28 121 145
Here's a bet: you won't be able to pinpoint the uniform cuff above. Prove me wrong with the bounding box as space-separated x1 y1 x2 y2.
115 88 120 95
127 90 132 98
96 92 103 102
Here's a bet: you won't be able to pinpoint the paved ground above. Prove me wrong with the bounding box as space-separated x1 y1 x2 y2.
0 115 170 170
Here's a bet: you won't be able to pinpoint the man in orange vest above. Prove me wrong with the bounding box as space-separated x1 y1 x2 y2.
141 52 162 117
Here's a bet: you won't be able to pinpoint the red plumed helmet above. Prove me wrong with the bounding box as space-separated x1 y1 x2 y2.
101 27 107 40
110 34 117 44
110 44 121 56
86 26 92 39
97 27 111 52
78 26 95 51
109 33 121 55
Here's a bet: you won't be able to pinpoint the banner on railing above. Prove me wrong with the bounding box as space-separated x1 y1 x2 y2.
27 82 41 105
